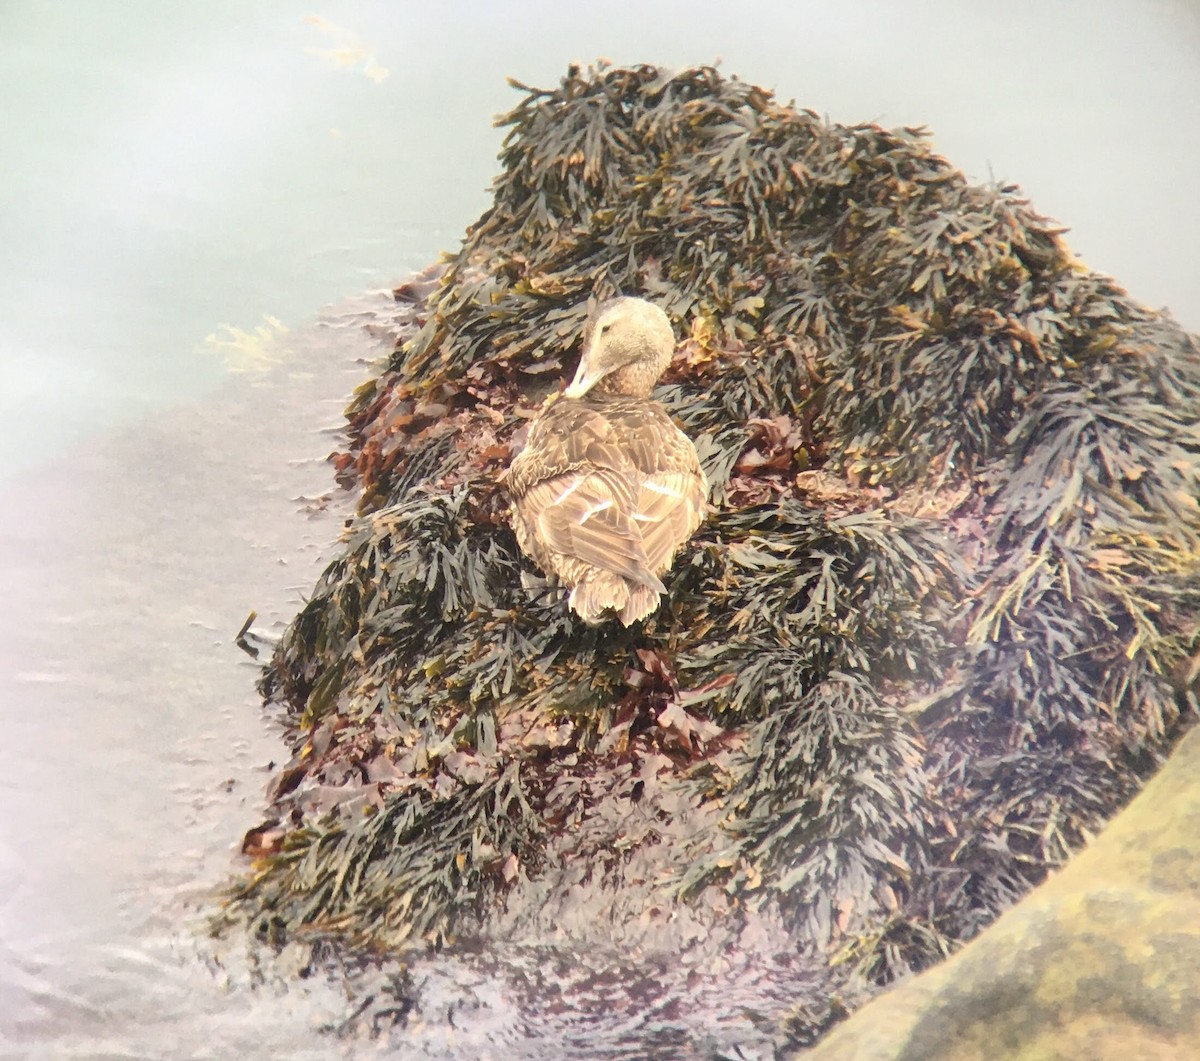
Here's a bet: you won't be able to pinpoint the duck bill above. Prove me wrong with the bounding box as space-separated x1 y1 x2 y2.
564 349 607 398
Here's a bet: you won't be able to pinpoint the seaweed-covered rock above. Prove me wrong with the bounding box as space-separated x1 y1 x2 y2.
225 63 1200 1043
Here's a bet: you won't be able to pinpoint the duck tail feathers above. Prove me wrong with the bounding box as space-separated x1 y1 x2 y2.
618 584 660 626
568 574 661 626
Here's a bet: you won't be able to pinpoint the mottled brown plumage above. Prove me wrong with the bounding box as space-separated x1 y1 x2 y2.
508 297 707 625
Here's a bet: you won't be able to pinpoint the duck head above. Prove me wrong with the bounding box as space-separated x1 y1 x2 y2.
564 297 676 399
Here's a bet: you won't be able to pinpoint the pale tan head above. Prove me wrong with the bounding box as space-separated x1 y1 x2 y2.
564 297 676 400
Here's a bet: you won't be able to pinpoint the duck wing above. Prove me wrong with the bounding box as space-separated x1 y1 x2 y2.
633 468 708 575
612 404 709 575
510 403 664 590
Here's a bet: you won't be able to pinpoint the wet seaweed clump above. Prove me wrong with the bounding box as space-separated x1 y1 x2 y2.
224 63 1200 1043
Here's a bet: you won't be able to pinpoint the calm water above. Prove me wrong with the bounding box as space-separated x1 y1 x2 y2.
1 2 1198 1056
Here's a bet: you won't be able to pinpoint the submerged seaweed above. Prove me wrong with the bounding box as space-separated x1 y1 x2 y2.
225 63 1200 1042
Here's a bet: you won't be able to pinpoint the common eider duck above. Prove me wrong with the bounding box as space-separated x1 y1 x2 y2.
508 296 708 625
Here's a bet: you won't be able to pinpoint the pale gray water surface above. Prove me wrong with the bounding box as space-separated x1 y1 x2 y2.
1 2 1198 1057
